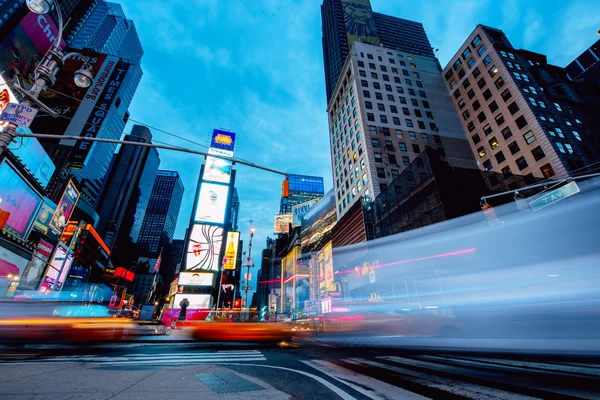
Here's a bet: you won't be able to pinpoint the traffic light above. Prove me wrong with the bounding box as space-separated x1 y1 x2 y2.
282 178 289 199
234 299 241 308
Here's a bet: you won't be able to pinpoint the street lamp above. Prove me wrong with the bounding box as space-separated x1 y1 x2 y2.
0 0 95 156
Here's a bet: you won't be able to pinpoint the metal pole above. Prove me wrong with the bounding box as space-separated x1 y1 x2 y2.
13 133 289 177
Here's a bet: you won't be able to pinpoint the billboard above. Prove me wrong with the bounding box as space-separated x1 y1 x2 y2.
186 224 224 272
194 182 229 225
135 257 159 273
301 190 337 254
274 213 292 234
178 272 213 286
0 159 43 235
210 129 236 152
18 239 54 291
0 246 29 297
341 0 381 46
32 198 57 234
10 130 56 188
174 294 211 309
48 180 79 235
59 221 79 247
39 243 68 292
292 199 319 227
222 231 240 270
67 58 131 168
317 242 335 297
203 155 232 184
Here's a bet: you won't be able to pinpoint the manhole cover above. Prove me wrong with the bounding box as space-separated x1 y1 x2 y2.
195 372 265 393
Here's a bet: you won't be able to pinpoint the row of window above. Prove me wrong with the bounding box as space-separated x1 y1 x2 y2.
359 68 420 80
361 77 423 89
363 87 427 98
365 102 434 119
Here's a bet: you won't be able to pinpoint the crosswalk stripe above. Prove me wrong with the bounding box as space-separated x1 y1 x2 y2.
353 357 535 400
302 359 427 400
1 356 268 366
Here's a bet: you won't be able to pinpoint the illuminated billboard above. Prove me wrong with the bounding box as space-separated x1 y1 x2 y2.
186 224 224 272
39 243 68 292
174 294 211 309
204 155 232 184
0 159 43 236
341 0 380 46
48 181 80 235
210 129 236 152
194 182 229 225
292 198 319 227
223 231 240 270
32 198 56 234
274 213 292 234
317 242 335 296
18 239 54 291
301 190 337 254
178 272 213 286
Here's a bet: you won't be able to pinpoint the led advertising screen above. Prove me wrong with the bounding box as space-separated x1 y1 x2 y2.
48 180 80 235
10 131 56 188
32 198 57 234
301 189 337 254
222 231 240 270
274 213 292 234
0 246 30 297
174 294 211 309
178 272 213 286
210 129 236 152
19 239 54 291
292 198 319 227
194 182 229 225
203 155 232 184
39 243 68 292
0 160 43 235
186 224 224 272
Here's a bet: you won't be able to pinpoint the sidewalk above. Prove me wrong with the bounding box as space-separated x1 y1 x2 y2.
0 362 291 400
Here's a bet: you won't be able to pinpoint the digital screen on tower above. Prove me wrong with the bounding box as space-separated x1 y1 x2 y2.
0 160 43 235
210 129 236 152
223 231 240 270
194 182 229 225
204 155 232 184
185 224 223 272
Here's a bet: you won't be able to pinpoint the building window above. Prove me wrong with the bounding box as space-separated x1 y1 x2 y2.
406 119 414 128
463 78 472 89
391 169 399 178
402 156 410 166
495 151 506 164
529 97 538 107
477 77 487 89
375 152 382 161
397 86 404 94
531 146 546 161
508 101 520 115
369 62 376 69
467 121 476 132
467 89 476 99
483 159 492 170
393 117 401 126
373 82 381 89
540 163 555 179
445 69 454 81
482 54 492 66
378 103 385 112
376 92 383 100
501 89 512 102
556 142 566 153
472 133 481 145
458 99 466 109
554 103 562 112
413 72 420 78
472 34 482 47
382 127 390 136
495 113 505 126
365 101 373 109
394 76 401 84
399 96 407 104
363 90 370 98
462 48 472 59
573 131 582 141
388 154 397 164
385 84 392 92
399 142 407 151
477 111 487 123
489 65 499 77
501 126 512 139
385 140 394 150
467 58 475 68
403 69 409 76
516 156 528 171
426 111 434 119
410 62 417 69
396 129 404 138
381 65 387 72
458 69 466 79
473 67 481 78
462 110 471 121
423 100 430 109
372 138 380 147
412 143 420 153
418 120 426 129
376 168 386 178
371 72 378 79
419 90 427 98
483 89 492 100
359 70 366 77
515 115 528 129
495 77 505 89
403 107 411 116
387 94 395 101
488 100 498 113
508 141 520 155
390 105 398 113
501 165 512 176
409 131 417 140
367 113 375 121
523 130 536 144
489 137 499 149
358 60 365 67
478 146 486 158
369 126 377 135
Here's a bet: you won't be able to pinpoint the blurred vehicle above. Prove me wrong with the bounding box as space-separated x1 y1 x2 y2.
0 300 135 343
190 321 312 342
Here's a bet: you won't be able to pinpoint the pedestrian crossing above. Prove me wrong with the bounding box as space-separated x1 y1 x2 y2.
0 350 266 366
303 354 600 400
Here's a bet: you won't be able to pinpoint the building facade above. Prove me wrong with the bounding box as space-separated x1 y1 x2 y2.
280 174 324 213
566 39 600 82
328 40 476 220
321 0 433 103
136 170 184 256
95 125 160 251
442 25 598 182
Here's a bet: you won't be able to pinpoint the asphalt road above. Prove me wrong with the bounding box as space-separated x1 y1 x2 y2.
1 341 600 399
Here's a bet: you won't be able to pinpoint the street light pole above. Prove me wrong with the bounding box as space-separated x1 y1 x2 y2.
0 0 94 157
243 221 256 321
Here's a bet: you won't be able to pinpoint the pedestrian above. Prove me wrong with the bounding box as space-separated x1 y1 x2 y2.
179 298 189 321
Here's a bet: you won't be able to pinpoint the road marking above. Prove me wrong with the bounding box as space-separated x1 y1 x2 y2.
302 359 425 400
222 362 357 400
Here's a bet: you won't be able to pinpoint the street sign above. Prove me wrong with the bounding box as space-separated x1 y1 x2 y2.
0 103 38 127
242 256 254 267
242 286 253 291
528 181 580 212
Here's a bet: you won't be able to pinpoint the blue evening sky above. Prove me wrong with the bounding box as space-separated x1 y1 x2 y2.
120 0 599 255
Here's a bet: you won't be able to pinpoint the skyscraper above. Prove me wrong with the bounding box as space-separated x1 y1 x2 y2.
280 174 325 213
566 39 600 82
321 0 433 102
323 2 475 220
137 171 185 256
443 26 600 181
95 125 160 251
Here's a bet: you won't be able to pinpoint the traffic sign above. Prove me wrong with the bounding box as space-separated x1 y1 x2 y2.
0 103 38 127
242 286 253 291
529 181 580 212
